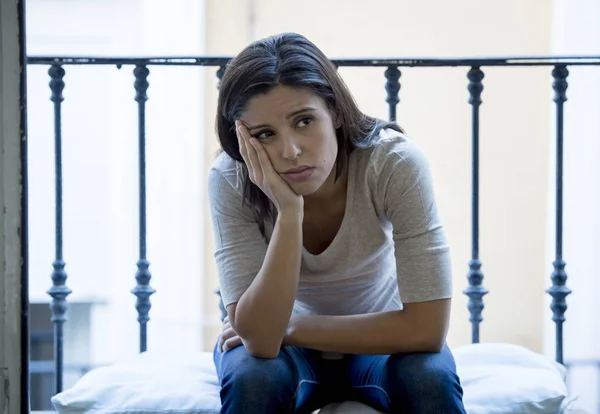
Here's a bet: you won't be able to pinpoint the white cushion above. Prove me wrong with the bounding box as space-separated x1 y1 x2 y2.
51 351 221 414
52 343 570 414
453 342 568 413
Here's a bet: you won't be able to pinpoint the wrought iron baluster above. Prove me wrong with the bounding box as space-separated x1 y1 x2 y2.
547 64 571 365
131 65 155 353
384 66 401 122
47 64 72 394
464 66 488 344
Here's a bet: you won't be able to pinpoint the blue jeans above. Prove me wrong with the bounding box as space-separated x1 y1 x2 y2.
213 342 466 413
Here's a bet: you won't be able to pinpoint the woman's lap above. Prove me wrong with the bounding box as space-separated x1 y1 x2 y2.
214 342 466 414
214 342 336 413
343 344 466 413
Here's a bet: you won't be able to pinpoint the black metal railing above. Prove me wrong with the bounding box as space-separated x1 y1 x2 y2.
26 54 600 394
132 64 155 354
46 64 71 394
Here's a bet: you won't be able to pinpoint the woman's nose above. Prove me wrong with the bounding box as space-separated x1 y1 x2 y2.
281 136 301 160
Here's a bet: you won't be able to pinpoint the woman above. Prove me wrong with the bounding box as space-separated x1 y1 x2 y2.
208 32 466 414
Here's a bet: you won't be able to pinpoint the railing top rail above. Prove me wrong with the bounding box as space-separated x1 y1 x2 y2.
26 55 600 67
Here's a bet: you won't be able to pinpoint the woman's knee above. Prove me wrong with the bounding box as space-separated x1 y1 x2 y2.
218 347 297 412
387 346 466 413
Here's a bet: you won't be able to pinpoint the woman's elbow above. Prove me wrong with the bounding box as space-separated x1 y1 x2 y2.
419 331 446 353
244 341 281 359
234 325 283 359
399 327 445 354
233 320 285 359
424 339 445 353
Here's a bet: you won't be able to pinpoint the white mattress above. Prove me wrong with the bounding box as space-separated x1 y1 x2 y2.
51 343 587 414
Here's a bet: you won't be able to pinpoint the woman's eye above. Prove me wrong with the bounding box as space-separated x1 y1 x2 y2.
253 130 274 140
297 116 314 128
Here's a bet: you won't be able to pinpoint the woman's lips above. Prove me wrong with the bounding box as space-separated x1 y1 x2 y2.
282 166 315 181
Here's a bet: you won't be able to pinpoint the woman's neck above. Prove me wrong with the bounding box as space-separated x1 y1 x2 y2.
303 164 348 212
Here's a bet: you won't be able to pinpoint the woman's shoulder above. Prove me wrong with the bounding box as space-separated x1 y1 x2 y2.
353 128 439 223
207 150 245 200
355 128 429 178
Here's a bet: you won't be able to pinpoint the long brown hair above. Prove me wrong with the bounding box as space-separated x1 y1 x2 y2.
216 32 403 230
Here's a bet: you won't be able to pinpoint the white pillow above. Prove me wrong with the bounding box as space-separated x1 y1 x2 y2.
51 351 222 414
51 351 380 414
52 343 570 414
453 342 568 414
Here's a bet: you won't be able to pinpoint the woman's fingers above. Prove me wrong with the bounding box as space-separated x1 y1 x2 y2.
222 335 243 353
237 122 262 184
249 137 275 177
236 125 256 183
236 125 248 163
218 325 236 351
218 320 243 353
235 120 303 211
222 320 231 331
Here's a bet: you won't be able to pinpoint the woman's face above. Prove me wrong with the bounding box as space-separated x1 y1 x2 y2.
239 85 340 198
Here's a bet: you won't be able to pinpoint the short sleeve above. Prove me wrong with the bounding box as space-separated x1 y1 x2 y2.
375 136 453 304
207 165 267 309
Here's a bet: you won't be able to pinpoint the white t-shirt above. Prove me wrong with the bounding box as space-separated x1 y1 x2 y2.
207 128 453 317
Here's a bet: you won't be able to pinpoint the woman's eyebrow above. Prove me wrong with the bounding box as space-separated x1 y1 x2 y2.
286 107 316 119
246 123 270 132
246 107 317 132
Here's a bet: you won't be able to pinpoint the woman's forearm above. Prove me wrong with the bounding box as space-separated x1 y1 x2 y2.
284 299 451 355
234 210 303 358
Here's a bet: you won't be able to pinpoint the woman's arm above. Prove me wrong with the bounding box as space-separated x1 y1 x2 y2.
226 124 305 358
284 135 454 356
284 299 451 354
231 210 303 358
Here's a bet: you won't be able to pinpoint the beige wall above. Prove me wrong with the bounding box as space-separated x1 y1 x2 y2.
201 0 555 352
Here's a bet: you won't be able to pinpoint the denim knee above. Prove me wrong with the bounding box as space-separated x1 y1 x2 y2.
219 347 297 413
386 347 466 413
